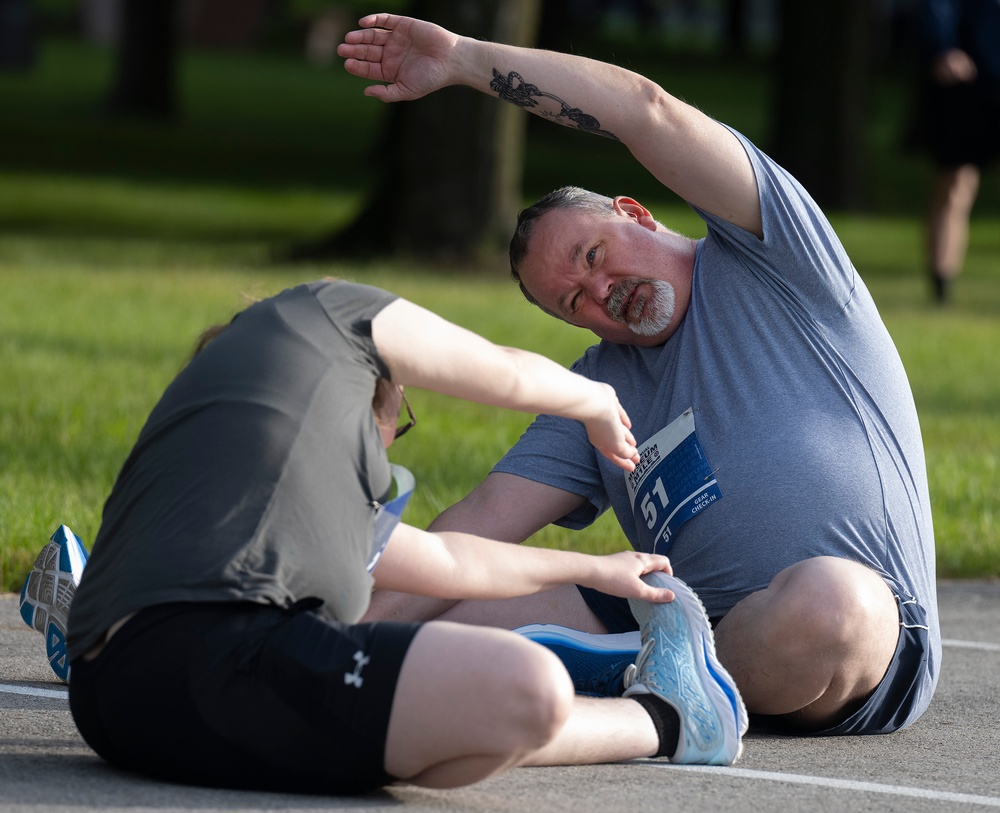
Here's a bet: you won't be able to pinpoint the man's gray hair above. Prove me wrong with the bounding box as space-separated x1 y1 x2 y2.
509 186 615 309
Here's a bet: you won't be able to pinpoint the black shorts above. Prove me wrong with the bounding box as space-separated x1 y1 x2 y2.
923 79 1000 169
578 583 933 736
69 601 421 794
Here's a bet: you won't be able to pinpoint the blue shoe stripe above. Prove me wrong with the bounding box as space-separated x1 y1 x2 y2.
529 636 638 657
702 636 739 729
19 598 34 627
46 623 70 682
19 575 33 627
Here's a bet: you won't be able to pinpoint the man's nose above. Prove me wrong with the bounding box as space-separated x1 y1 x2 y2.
585 275 614 304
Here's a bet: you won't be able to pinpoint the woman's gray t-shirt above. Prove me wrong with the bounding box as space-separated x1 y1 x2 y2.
68 280 397 659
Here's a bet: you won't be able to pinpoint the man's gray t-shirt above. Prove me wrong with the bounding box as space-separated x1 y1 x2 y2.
68 280 397 659
495 131 939 661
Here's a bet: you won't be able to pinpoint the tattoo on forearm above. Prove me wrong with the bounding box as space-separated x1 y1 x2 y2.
489 68 619 141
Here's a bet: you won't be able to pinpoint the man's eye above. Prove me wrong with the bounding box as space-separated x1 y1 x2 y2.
587 247 597 264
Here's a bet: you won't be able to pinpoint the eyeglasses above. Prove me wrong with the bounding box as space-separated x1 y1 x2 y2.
394 393 417 439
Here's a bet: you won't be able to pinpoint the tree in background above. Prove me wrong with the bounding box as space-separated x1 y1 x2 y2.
769 0 877 209
96 0 888 249
291 0 541 264
722 0 750 58
0 0 36 70
103 0 180 121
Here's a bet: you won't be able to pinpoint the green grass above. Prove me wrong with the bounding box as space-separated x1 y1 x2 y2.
0 37 997 591
831 215 1000 576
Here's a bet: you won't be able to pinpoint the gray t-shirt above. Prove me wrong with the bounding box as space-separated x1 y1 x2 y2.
495 131 939 654
68 280 398 659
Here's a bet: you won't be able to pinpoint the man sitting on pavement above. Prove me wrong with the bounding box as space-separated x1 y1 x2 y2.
341 11 940 737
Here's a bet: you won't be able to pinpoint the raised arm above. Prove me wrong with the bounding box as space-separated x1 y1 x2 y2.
339 12 761 235
372 298 639 471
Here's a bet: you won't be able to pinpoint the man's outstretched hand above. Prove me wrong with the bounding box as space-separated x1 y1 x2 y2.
338 14 461 103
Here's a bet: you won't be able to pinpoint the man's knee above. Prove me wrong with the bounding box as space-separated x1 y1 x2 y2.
761 557 899 657
716 557 901 724
774 554 889 608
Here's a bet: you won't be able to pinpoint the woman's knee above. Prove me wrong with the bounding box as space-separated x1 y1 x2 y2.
494 638 575 749
388 624 573 770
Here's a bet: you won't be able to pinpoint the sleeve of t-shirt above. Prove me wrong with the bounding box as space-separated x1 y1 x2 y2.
309 279 399 379
491 348 611 530
693 127 859 318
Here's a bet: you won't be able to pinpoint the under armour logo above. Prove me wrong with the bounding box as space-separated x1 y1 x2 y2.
344 649 370 688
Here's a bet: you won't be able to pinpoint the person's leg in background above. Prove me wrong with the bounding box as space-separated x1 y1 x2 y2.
927 162 980 304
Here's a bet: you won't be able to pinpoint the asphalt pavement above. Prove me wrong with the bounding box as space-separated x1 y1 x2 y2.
2 581 998 812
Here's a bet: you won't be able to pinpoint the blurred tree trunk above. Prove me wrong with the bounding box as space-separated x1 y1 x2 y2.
0 0 36 70
722 0 749 58
770 0 875 209
104 0 180 121
291 0 541 265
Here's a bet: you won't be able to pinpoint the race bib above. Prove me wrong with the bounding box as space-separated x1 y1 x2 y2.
625 408 721 556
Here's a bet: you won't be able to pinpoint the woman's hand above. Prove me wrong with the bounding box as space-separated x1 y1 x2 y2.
582 383 641 471
582 550 674 603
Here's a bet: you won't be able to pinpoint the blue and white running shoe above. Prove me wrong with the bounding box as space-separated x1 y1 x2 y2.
515 623 640 697
623 572 748 765
19 525 89 683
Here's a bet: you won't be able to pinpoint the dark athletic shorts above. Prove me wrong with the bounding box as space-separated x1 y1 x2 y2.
69 601 421 794
578 582 933 736
924 79 1000 169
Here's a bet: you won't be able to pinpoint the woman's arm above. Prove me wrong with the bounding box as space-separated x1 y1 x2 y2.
371 298 639 471
373 520 673 605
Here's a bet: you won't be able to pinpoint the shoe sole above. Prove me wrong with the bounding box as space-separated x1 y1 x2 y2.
515 624 641 696
627 573 748 765
19 526 88 683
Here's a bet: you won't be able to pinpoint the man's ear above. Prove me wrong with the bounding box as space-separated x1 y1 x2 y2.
613 196 658 231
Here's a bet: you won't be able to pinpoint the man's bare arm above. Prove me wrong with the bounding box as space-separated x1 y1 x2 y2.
339 13 761 236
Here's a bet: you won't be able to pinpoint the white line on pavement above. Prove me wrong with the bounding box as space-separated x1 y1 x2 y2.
0 682 67 699
668 765 1000 807
943 638 1000 653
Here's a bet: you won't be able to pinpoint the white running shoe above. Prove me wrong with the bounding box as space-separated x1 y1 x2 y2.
19 525 89 683
624 572 748 765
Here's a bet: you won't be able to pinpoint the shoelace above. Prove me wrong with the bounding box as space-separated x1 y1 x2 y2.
579 655 637 695
622 636 654 691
